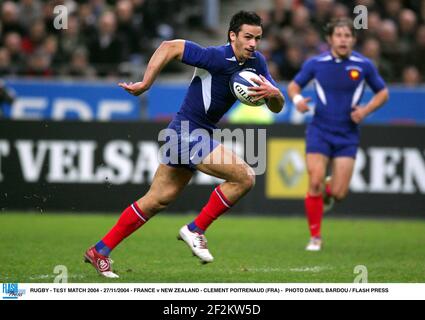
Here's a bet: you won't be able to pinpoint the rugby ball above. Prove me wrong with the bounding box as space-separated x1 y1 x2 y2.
230 70 266 106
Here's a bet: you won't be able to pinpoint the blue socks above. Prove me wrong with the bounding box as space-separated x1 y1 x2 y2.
187 221 205 234
95 240 111 256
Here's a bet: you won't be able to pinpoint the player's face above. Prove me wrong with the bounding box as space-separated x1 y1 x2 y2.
230 24 262 61
328 26 355 58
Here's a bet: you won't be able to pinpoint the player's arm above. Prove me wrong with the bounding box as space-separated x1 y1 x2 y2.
249 54 285 113
287 81 312 113
287 58 315 113
119 40 185 96
249 75 285 113
266 85 285 113
351 88 389 124
351 60 389 124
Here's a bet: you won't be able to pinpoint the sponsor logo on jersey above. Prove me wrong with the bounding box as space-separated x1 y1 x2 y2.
349 69 361 80
346 65 362 81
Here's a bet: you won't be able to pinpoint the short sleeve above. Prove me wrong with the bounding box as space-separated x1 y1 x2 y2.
182 41 221 72
365 59 386 93
293 58 315 88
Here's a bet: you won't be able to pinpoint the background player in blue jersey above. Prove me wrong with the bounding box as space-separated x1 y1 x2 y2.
288 18 389 251
84 11 285 278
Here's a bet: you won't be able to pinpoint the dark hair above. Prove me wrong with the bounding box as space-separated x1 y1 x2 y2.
325 18 356 37
228 11 262 42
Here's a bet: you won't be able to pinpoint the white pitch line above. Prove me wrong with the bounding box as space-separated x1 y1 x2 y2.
289 266 332 273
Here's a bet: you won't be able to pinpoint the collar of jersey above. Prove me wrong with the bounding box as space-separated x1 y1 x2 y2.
329 50 353 63
225 43 256 65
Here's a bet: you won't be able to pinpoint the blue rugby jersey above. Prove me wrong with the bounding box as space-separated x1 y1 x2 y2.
176 41 277 131
294 51 386 132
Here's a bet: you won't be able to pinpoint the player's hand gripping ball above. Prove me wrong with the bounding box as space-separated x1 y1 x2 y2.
230 70 266 106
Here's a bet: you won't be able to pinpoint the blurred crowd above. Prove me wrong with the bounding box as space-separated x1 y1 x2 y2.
259 0 425 85
0 0 205 78
0 0 424 85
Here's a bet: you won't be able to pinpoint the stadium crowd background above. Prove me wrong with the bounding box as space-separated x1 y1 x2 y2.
0 0 424 86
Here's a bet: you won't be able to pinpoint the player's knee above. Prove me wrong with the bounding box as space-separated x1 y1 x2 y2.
242 173 256 192
234 173 255 194
240 166 256 192
232 166 255 193
309 180 323 195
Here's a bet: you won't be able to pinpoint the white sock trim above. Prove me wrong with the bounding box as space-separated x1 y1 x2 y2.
131 203 147 222
214 188 231 208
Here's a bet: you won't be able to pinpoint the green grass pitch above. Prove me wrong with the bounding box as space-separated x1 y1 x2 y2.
0 213 424 283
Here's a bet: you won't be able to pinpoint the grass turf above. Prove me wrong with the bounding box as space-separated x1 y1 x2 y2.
0 212 424 283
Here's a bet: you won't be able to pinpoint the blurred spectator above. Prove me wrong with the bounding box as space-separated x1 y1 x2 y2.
0 48 12 76
1 1 25 35
365 10 381 36
42 35 60 70
302 27 326 58
65 47 96 78
57 14 86 65
410 25 425 76
90 0 109 19
345 0 377 10
18 0 43 32
269 0 291 29
310 0 333 34
291 5 311 36
281 45 304 80
3 32 25 72
361 37 395 81
378 19 403 77
381 0 402 22
398 9 417 55
402 66 421 87
40 0 58 35
115 0 143 59
331 3 349 20
21 19 46 54
88 11 124 77
78 2 98 35
255 8 272 36
25 50 54 77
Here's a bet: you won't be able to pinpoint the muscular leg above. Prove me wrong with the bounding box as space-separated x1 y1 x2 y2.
197 144 256 203
306 153 329 196
305 153 329 247
136 164 194 218
178 144 255 263
85 164 194 276
188 144 255 232
329 157 355 201
96 164 193 253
